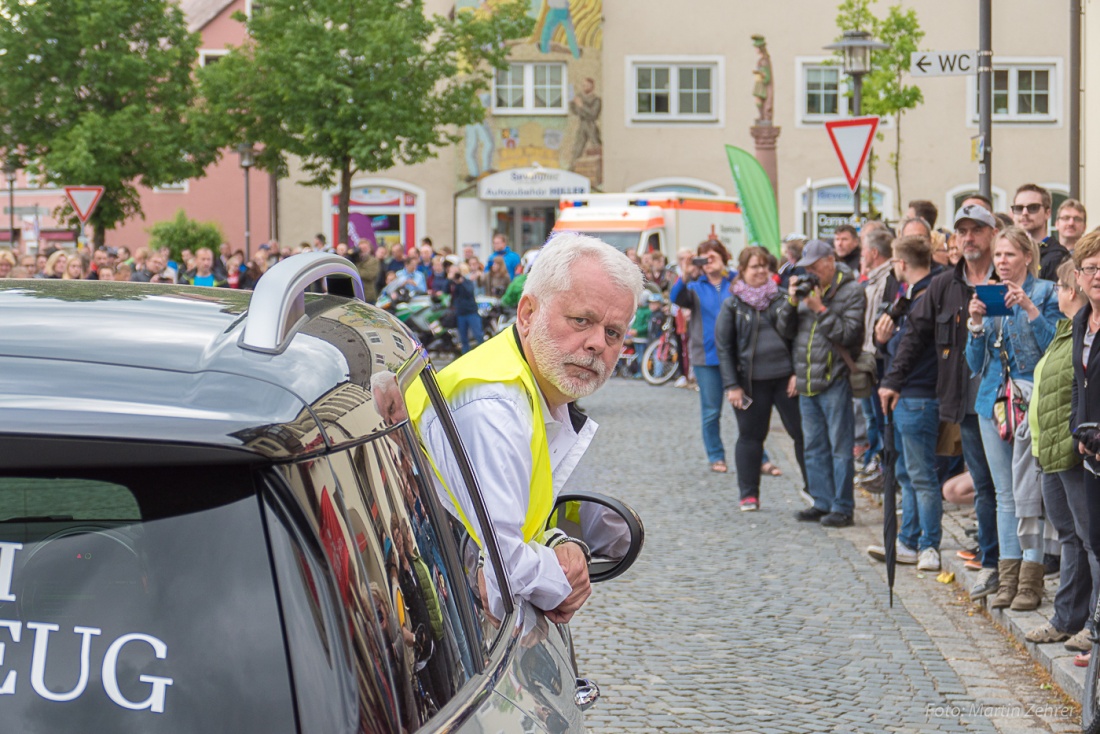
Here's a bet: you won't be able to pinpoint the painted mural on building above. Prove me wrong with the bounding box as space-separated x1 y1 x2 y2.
454 0 602 187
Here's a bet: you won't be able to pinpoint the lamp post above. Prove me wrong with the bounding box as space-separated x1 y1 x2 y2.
3 159 16 250
237 142 255 258
824 29 889 224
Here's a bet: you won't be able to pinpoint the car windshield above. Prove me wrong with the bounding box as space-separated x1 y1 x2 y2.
0 467 296 734
571 231 641 253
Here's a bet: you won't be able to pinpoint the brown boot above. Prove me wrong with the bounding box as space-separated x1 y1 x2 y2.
990 559 1021 609
1011 561 1046 611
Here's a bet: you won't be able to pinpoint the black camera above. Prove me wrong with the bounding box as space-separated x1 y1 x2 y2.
1073 422 1100 457
793 273 821 299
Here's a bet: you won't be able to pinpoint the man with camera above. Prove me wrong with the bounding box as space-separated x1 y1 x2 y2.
776 239 866 527
442 262 483 354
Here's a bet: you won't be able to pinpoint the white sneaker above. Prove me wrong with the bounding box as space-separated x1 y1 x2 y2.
673 376 688 388
917 547 941 572
867 541 918 565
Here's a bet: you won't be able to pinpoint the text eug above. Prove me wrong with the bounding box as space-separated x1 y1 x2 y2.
0 541 173 714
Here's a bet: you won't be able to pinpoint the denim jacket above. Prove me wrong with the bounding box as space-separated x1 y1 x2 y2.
965 273 1061 419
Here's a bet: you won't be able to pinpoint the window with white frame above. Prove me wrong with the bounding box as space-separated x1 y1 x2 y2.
628 57 721 123
199 50 228 67
796 60 852 123
969 60 1059 123
492 62 567 114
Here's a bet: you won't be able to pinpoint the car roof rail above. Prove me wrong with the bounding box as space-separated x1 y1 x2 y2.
240 252 365 354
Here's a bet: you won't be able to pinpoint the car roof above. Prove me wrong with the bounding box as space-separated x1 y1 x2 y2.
0 277 424 466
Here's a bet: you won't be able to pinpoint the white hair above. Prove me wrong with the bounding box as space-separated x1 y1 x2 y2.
524 232 645 305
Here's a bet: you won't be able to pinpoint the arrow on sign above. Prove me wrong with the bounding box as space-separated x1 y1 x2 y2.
824 117 880 192
63 186 105 224
914 55 931 74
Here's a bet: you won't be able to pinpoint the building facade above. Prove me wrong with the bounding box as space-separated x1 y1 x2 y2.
277 0 1072 258
8 1 1073 258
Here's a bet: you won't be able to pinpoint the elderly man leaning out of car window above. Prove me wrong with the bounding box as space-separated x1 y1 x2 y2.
406 232 644 623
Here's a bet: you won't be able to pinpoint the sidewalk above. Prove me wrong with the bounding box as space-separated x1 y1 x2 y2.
931 500 1088 704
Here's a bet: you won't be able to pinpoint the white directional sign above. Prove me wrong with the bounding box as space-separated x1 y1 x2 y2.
910 50 978 77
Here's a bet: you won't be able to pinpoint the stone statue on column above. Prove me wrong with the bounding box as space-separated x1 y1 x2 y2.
750 34 781 209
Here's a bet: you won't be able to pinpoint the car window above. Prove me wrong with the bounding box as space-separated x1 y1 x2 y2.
0 468 296 734
331 431 482 721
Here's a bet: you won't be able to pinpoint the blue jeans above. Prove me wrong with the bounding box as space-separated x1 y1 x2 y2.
979 416 1042 563
694 365 725 463
800 379 855 515
894 398 943 551
960 414 999 569
860 395 884 458
455 313 483 353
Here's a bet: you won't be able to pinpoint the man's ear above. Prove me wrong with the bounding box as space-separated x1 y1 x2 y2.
516 294 537 337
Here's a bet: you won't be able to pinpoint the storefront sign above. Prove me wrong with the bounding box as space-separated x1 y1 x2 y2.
478 168 590 201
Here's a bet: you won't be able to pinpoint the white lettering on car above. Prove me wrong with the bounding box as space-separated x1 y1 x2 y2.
0 620 20 694
0 542 23 601
102 633 173 714
29 623 101 702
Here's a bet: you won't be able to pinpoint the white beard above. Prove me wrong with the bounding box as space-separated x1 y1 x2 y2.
527 310 610 400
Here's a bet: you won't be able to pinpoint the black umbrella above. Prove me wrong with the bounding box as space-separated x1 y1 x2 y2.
882 406 899 607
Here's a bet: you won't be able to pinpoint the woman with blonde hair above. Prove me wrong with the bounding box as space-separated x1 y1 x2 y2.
37 250 68 279
0 251 15 279
62 253 84 280
966 225 1061 611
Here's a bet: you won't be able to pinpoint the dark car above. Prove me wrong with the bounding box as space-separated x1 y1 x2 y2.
0 254 642 732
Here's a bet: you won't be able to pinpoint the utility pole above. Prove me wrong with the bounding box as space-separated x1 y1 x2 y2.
1070 0 1082 199
978 0 992 202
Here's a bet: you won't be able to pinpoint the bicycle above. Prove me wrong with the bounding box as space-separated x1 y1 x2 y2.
640 314 681 386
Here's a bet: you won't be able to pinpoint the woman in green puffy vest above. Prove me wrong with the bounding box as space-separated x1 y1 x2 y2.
1024 260 1094 654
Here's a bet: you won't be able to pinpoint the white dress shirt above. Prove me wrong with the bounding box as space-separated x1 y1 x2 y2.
418 379 597 620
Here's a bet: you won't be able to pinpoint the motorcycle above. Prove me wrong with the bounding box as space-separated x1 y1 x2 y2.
378 286 461 356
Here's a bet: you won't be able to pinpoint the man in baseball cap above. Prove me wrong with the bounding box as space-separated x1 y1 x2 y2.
777 236 866 528
794 239 835 268
878 200 1002 601
953 203 999 231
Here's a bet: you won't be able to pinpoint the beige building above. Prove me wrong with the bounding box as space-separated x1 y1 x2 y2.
278 0 1074 256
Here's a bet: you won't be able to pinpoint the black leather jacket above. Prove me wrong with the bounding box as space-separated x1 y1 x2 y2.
714 291 791 395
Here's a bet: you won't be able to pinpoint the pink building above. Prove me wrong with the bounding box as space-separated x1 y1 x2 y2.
110 0 272 256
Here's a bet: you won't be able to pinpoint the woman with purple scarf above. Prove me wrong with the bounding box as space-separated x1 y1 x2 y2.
715 246 808 511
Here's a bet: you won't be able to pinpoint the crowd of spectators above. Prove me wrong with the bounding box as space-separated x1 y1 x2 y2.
661 184 1100 668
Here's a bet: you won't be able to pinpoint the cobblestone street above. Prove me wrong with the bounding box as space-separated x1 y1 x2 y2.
569 379 1078 734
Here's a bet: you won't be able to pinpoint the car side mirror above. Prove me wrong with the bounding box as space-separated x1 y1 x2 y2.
548 491 644 583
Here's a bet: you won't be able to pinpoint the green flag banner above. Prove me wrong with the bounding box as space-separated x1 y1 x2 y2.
724 145 781 256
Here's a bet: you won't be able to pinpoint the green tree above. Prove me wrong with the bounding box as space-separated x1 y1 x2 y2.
835 0 925 219
148 210 224 264
198 0 532 244
0 0 214 248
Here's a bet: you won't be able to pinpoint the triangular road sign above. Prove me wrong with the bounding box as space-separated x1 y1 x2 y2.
64 186 105 224
824 117 880 192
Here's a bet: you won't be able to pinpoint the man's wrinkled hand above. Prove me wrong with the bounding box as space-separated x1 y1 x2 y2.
546 542 591 625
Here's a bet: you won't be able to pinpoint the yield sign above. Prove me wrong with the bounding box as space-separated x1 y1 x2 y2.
824 117 880 192
63 186 105 224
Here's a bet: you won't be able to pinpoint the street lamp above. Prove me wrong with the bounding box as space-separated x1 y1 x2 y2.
237 142 255 258
3 158 16 251
824 29 889 223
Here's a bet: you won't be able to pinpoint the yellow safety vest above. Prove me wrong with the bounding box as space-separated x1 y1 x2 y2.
405 329 554 548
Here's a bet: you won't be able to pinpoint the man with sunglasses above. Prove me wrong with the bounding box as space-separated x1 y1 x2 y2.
1012 183 1069 282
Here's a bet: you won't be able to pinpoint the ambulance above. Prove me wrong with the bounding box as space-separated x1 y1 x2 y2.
553 193 746 262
